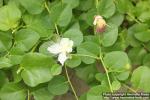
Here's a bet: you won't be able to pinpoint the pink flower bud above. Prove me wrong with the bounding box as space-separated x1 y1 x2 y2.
93 15 106 33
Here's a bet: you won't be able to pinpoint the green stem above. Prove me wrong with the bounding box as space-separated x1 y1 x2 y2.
64 65 79 100
71 54 99 60
95 0 99 9
44 1 51 14
127 13 141 24
123 84 137 94
98 35 113 92
31 40 40 52
55 23 59 35
99 53 113 92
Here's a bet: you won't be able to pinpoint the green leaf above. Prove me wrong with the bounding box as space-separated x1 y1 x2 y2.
9 55 23 65
98 0 116 18
21 53 55 87
48 75 69 95
18 0 45 14
32 88 54 100
116 71 130 81
138 11 150 23
112 81 121 91
77 0 94 11
50 3 72 27
108 12 124 27
0 3 21 31
15 29 40 51
85 8 97 26
87 85 109 100
0 57 12 69
57 5 72 27
143 54 150 67
134 30 150 42
0 71 8 89
77 42 99 64
131 66 150 92
50 64 62 76
0 31 12 52
0 83 26 100
64 29 83 46
76 64 97 82
102 24 118 47
115 0 133 14
39 41 53 56
127 24 148 47
23 14 54 38
128 47 147 66
66 56 81 68
63 0 79 9
104 51 131 72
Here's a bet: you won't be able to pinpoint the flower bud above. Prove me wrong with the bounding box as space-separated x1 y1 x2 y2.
93 15 106 33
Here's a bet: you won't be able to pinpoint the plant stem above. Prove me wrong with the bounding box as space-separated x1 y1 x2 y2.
55 23 59 35
44 1 51 14
95 0 99 9
123 84 137 94
64 65 79 100
127 13 141 24
99 53 113 92
98 35 113 92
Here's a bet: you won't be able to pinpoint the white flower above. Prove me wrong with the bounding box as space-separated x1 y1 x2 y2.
47 38 73 66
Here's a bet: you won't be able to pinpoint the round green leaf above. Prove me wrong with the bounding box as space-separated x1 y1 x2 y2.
18 0 45 14
115 0 133 14
21 53 55 87
64 29 83 46
87 85 109 100
0 31 12 52
15 29 40 51
104 51 131 71
128 47 147 66
0 83 26 100
0 3 21 31
134 30 150 42
50 64 62 76
63 0 79 9
77 42 99 64
0 57 12 69
23 14 54 38
102 24 118 47
32 88 54 100
49 3 72 27
76 65 97 82
116 71 130 81
48 75 69 95
131 66 150 92
108 12 124 27
143 54 150 67
127 24 148 47
98 0 116 18
57 5 72 27
66 56 81 68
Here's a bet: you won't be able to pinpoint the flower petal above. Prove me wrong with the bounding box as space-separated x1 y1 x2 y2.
60 38 74 53
47 43 61 54
58 53 68 66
